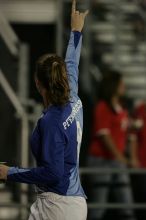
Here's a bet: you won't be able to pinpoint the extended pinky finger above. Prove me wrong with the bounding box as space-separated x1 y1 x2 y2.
83 10 89 18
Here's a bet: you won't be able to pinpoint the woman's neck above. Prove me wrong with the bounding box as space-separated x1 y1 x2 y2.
111 96 120 106
111 96 123 113
42 94 51 108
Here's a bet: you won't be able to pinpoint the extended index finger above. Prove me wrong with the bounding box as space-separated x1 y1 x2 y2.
72 0 76 13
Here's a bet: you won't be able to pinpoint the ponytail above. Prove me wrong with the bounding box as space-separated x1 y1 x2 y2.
36 54 70 106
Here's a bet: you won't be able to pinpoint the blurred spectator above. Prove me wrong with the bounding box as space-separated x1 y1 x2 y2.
131 101 146 220
139 0 146 10
91 0 109 21
88 71 136 220
133 16 145 42
126 14 145 42
132 102 146 168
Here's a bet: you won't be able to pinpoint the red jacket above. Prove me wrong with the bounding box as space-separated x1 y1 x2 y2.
89 101 129 160
133 103 146 168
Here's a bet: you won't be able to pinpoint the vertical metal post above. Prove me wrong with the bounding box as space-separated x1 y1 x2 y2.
20 115 29 220
18 44 29 100
18 43 30 219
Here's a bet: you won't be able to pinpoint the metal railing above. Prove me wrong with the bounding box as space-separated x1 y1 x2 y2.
80 167 146 175
80 167 146 210
0 11 19 56
0 167 146 211
0 69 29 219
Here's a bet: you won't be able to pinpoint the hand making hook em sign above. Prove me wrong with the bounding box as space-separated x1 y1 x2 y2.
71 0 89 32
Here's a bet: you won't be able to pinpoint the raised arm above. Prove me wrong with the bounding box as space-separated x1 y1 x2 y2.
65 0 88 97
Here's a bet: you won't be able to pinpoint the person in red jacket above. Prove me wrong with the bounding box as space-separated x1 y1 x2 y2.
131 101 146 220
132 102 146 168
88 71 136 220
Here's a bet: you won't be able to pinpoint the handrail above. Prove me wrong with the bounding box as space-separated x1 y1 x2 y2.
0 69 26 116
88 203 146 209
0 11 19 56
80 167 146 175
0 201 146 210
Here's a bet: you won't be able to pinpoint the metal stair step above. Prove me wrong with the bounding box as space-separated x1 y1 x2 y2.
102 53 146 64
0 207 19 220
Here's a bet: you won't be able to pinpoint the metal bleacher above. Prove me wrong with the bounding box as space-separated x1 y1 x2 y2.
89 0 146 101
61 0 146 102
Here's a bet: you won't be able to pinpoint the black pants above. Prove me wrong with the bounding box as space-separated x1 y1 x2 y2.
131 174 146 220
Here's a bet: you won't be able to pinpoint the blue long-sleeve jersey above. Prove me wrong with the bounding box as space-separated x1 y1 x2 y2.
7 32 86 197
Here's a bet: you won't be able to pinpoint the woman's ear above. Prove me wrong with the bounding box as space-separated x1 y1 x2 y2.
35 78 42 95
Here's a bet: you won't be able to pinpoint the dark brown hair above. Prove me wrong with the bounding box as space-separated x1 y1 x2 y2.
36 54 70 106
99 70 123 106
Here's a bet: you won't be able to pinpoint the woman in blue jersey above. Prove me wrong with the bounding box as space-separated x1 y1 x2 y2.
0 1 88 219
